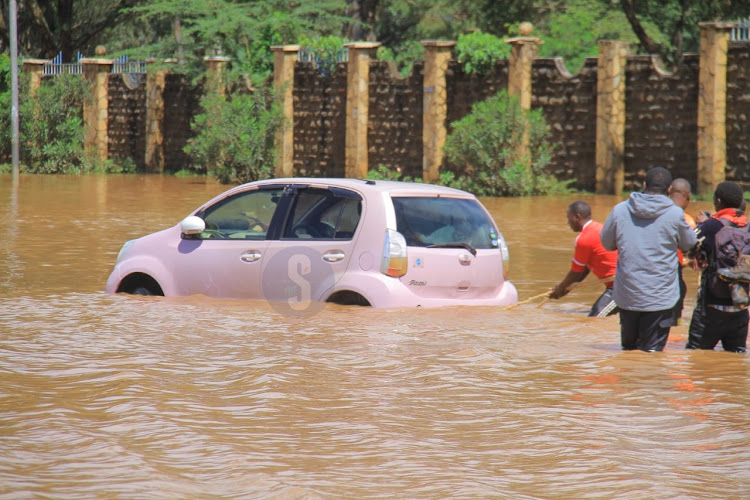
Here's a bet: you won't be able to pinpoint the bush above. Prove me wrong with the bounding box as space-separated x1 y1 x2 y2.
454 31 509 75
21 74 92 174
184 88 284 184
443 90 571 196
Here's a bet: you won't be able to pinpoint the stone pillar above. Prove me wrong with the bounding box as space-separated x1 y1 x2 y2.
422 41 455 183
506 24 541 111
22 59 46 97
272 45 300 178
697 22 734 195
344 42 380 179
204 56 231 96
506 25 541 167
144 60 174 174
81 58 113 163
595 41 629 195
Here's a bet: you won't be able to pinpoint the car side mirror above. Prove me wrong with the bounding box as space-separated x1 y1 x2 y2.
180 215 206 236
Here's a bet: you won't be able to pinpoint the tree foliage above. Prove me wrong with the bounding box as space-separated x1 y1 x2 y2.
128 0 348 83
0 0 139 59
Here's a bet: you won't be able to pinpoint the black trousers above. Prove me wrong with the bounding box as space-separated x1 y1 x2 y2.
619 308 675 352
687 305 748 353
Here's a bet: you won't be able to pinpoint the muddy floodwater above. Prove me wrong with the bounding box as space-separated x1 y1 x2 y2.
1 174 748 499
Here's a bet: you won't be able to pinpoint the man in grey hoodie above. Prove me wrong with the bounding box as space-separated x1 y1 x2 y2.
600 167 697 352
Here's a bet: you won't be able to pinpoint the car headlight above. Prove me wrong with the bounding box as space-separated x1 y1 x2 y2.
116 239 136 264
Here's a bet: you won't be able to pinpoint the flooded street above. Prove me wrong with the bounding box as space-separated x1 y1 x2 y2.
1 174 748 499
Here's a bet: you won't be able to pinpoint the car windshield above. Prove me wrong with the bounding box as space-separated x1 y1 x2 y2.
391 197 500 250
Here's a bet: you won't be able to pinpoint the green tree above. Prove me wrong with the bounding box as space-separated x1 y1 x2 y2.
129 0 348 84
0 0 141 59
618 0 750 66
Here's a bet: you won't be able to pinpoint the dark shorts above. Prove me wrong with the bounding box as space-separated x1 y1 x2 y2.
589 287 618 317
618 308 675 352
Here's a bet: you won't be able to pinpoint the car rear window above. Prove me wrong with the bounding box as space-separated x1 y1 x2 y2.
391 197 500 250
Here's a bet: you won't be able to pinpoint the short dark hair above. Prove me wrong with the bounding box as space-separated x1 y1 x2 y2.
644 167 673 194
714 181 744 209
568 200 591 218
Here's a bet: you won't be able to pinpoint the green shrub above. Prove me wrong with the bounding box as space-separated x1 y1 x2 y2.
443 90 571 196
299 34 349 77
365 164 420 182
377 41 424 77
184 88 284 184
21 74 92 174
454 31 509 75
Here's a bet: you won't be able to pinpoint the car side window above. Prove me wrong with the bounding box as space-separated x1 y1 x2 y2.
197 188 282 240
283 188 362 240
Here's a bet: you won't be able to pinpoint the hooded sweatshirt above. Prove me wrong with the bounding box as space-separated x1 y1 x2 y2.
600 192 697 311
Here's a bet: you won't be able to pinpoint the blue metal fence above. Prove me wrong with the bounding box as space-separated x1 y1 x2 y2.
298 47 349 76
42 51 84 75
41 52 146 76
732 17 750 42
112 55 146 74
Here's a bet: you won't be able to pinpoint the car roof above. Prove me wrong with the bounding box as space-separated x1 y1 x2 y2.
246 177 477 199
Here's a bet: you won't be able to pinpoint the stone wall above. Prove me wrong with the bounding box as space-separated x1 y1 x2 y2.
367 61 424 178
623 55 700 190
107 73 147 169
532 57 598 191
161 74 201 173
727 42 750 185
292 62 348 177
446 59 509 132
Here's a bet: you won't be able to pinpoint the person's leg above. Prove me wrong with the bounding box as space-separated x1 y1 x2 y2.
718 309 748 353
589 287 618 317
619 309 640 350
696 307 723 350
672 266 686 326
686 288 707 349
636 308 674 352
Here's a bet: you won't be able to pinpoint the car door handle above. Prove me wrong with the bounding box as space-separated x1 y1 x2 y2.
240 251 262 262
322 251 345 262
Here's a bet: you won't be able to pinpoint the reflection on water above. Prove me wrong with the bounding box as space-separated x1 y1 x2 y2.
1 175 747 498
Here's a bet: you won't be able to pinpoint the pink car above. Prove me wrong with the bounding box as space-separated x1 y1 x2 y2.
106 178 517 310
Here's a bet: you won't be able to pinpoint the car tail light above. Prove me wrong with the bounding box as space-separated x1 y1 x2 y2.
380 229 408 277
497 231 510 280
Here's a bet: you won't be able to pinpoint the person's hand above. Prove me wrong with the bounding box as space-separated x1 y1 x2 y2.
548 285 567 299
695 210 711 223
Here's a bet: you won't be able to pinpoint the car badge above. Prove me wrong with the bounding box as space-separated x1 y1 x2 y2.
459 253 472 265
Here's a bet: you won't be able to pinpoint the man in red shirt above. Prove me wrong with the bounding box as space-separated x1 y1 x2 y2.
549 201 619 317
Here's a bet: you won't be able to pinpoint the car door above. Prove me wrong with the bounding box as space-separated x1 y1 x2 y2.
261 186 363 305
169 186 284 298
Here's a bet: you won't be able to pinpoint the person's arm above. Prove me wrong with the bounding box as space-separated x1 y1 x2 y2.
677 212 698 253
549 269 589 299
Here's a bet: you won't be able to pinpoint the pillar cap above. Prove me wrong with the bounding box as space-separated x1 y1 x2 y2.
22 59 48 65
698 21 736 30
505 37 542 45
421 40 456 48
271 45 301 52
79 58 114 65
344 42 382 49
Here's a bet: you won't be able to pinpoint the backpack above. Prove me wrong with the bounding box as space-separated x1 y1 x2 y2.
707 219 750 299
